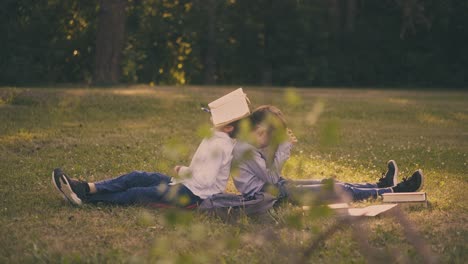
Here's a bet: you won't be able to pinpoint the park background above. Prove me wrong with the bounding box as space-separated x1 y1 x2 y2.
1 0 467 88
0 0 467 263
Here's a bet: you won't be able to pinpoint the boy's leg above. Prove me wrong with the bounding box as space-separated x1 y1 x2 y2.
158 184 202 207
291 179 377 188
337 184 393 201
295 159 398 189
52 169 173 206
286 184 340 204
285 184 393 203
339 182 378 188
86 183 200 207
93 171 172 194
289 179 325 185
283 168 420 203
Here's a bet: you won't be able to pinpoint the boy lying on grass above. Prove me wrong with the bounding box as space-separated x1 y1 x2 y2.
51 90 249 208
232 105 424 203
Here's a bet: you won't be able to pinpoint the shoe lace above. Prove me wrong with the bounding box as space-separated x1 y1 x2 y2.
377 172 386 183
70 178 89 196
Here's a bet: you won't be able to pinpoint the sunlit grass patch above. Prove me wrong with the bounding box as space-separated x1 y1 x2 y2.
0 86 466 263
283 153 389 185
0 88 21 105
388 97 410 105
453 112 468 122
0 130 38 144
418 113 452 125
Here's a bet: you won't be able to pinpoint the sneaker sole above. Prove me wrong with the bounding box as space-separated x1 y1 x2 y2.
56 173 83 206
51 171 68 202
415 169 424 192
388 160 398 186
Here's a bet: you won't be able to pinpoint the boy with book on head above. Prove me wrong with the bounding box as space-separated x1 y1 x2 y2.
232 105 424 203
52 89 251 208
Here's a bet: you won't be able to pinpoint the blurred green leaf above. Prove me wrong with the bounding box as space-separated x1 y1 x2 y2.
284 88 303 107
163 209 193 227
196 124 213 139
284 211 304 230
319 119 341 147
137 209 155 227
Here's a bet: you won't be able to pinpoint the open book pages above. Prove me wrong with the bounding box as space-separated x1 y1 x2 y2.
302 203 349 211
303 203 398 217
382 192 427 203
327 203 349 209
346 204 398 217
208 88 250 127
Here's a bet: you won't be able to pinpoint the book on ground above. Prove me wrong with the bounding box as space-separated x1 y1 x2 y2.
302 203 349 211
303 203 398 217
208 88 250 127
347 204 398 217
382 192 427 203
327 203 349 209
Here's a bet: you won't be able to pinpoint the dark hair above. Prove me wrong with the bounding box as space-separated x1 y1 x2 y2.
250 105 288 166
226 119 242 138
250 105 287 130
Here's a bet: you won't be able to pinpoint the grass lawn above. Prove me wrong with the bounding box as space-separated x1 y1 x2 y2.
0 85 466 263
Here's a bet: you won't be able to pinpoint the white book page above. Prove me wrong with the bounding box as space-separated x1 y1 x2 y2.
347 204 398 217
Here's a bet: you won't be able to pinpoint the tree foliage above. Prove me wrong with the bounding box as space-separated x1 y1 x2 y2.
0 0 467 87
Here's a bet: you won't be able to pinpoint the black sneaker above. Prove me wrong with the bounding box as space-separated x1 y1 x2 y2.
377 160 398 188
51 168 89 205
52 169 68 202
392 170 424 193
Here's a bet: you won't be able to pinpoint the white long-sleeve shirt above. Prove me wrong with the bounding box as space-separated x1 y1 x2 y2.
177 131 236 199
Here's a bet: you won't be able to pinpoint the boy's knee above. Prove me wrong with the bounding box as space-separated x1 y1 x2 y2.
129 170 145 178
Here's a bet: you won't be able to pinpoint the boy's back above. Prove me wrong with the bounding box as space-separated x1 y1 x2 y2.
178 131 236 199
232 140 292 197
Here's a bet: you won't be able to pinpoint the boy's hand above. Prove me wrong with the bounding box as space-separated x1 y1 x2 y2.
174 165 182 174
287 128 298 144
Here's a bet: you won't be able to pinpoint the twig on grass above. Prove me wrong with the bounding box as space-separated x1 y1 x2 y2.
390 207 438 264
300 184 438 263
301 216 356 261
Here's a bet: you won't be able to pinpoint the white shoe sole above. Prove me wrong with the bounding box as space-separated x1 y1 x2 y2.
51 171 68 201
415 169 424 192
52 171 83 206
388 160 398 186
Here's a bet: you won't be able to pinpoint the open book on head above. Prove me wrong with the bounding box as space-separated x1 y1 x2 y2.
208 88 251 127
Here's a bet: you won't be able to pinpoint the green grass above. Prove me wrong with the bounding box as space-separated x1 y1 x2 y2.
0 86 467 263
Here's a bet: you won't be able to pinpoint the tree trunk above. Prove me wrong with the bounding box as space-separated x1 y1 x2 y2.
262 0 274 86
397 0 430 39
94 0 126 85
203 0 216 85
345 0 356 34
328 0 341 35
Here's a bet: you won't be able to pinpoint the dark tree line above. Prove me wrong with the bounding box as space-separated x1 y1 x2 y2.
1 0 467 87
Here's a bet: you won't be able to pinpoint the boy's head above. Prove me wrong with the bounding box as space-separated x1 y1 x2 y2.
208 88 251 138
218 119 242 138
248 105 287 148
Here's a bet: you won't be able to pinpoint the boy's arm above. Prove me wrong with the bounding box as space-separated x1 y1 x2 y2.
271 128 296 172
175 165 192 179
272 142 293 172
197 148 225 187
235 130 295 192
235 147 282 185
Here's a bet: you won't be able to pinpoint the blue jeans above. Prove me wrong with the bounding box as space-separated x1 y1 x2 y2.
86 171 201 207
283 178 393 201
